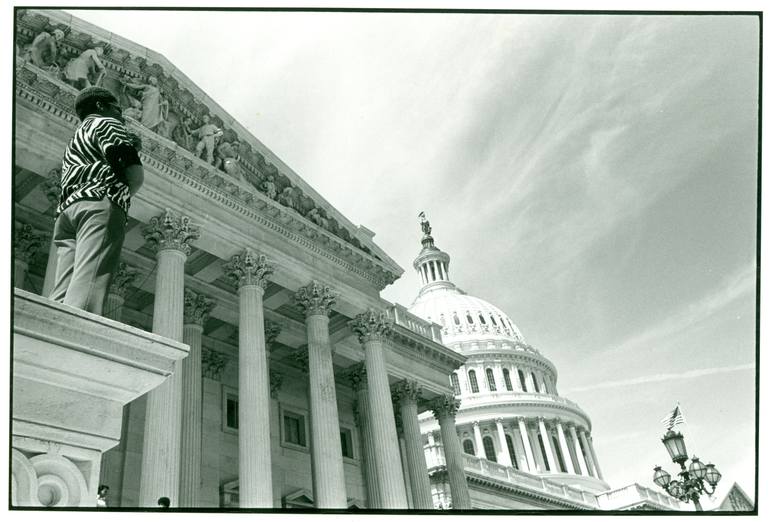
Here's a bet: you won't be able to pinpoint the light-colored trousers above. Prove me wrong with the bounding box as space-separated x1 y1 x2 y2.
50 197 127 315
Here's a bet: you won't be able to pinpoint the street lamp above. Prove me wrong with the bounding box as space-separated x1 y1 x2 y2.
652 430 721 511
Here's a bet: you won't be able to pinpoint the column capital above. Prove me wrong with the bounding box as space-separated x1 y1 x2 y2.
472 420 481 428
348 309 393 344
223 248 273 289
108 262 139 298
43 168 61 206
290 347 309 373
202 348 228 380
495 417 505 425
430 394 461 421
142 208 200 256
14 224 43 264
345 362 367 391
391 380 421 404
264 319 282 348
183 289 215 326
293 281 337 317
537 416 547 423
269 369 283 399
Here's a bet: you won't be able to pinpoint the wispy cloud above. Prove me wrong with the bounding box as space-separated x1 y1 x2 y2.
565 362 754 394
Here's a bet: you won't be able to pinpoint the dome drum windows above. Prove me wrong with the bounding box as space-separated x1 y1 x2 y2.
467 369 479 393
517 369 528 392
450 373 461 395
463 439 475 455
502 368 513 391
485 368 497 392
482 436 497 462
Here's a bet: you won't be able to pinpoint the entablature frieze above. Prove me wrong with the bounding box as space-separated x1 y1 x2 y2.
460 350 558 378
452 399 592 432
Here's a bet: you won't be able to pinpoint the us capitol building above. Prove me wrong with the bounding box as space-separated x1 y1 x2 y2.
12 9 681 511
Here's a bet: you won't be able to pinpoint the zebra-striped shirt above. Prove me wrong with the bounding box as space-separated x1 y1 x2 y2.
57 115 138 215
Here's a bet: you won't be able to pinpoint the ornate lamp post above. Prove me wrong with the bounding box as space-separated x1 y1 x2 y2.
652 430 722 511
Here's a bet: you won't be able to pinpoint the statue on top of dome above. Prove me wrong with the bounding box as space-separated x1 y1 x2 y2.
418 211 432 236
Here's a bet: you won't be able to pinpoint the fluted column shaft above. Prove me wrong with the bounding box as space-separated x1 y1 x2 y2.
295 282 346 508
139 210 198 508
568 425 589 476
432 396 471 509
537 418 557 472
473 422 484 458
587 436 604 480
393 381 433 509
42 242 58 297
495 419 513 467
555 422 575 474
179 322 203 506
579 429 598 478
517 418 536 472
225 250 274 507
350 310 407 508
139 248 186 506
349 367 380 508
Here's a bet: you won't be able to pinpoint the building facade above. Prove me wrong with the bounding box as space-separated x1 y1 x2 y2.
12 9 679 511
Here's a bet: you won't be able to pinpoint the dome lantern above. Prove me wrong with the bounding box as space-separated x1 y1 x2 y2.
414 212 452 288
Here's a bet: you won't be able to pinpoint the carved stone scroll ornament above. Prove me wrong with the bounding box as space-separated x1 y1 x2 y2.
348 309 393 344
142 208 200 256
391 380 422 405
11 449 90 507
183 289 215 326
222 249 273 290
430 394 461 421
293 281 337 318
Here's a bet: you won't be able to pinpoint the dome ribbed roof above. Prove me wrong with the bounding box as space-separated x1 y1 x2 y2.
409 284 525 344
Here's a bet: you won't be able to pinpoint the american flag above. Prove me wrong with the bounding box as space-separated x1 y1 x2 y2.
660 404 685 430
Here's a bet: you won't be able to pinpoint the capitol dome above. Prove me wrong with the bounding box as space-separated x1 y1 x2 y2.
410 214 610 499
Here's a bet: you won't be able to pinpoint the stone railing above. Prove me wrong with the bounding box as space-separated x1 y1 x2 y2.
386 303 443 343
595 483 681 510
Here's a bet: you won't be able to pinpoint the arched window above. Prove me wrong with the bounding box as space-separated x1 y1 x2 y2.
502 368 513 391
537 433 550 471
486 368 497 392
466 312 474 324
453 313 460 326
468 370 479 393
518 369 528 392
505 434 518 470
490 315 498 326
463 439 475 455
483 436 497 462
552 434 567 472
478 313 486 324
531 373 540 393
450 373 461 395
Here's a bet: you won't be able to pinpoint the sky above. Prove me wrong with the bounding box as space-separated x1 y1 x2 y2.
24 6 761 509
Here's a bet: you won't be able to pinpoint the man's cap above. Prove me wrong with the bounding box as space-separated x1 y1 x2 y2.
74 86 117 115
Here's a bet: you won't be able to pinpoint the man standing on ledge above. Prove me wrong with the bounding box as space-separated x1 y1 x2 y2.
49 86 144 315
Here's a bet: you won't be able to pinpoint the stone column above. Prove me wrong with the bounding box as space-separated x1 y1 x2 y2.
472 421 484 458
392 380 433 509
587 435 604 480
510 424 530 472
178 289 214 507
537 417 557 472
349 310 407 508
430 395 471 509
579 430 598 478
517 417 536 472
139 209 199 507
13 224 43 291
294 281 347 508
495 419 513 467
555 421 575 474
224 249 274 507
42 168 61 297
569 424 589 476
347 364 380 508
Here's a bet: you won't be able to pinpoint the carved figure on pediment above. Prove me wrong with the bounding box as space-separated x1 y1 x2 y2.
28 28 64 69
306 208 329 229
63 46 106 90
214 140 240 176
192 114 222 164
121 76 168 133
260 175 277 199
278 186 297 210
172 116 194 151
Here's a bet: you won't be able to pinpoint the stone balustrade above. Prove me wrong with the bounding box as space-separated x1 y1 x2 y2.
385 303 443 343
595 483 680 510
